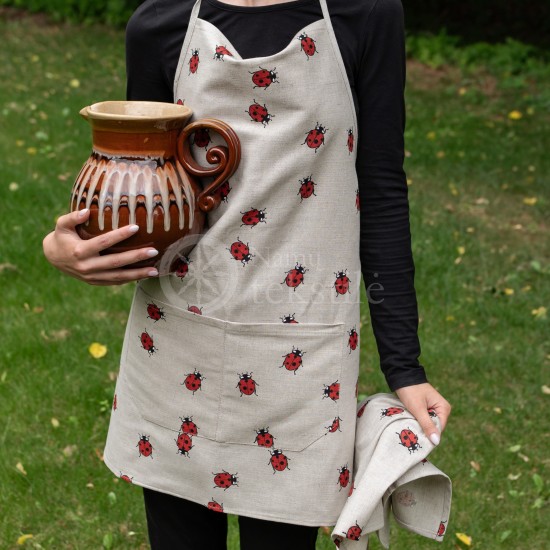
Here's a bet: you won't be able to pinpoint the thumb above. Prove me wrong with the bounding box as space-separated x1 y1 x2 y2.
408 403 440 446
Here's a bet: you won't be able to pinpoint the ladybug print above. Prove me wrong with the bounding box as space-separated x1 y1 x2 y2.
302 122 327 152
347 326 358 353
428 407 438 418
237 372 259 396
179 416 199 436
175 432 194 457
176 98 185 105
269 449 290 473
254 427 275 448
323 380 340 402
334 535 344 548
139 329 157 356
280 313 298 323
397 428 422 453
119 472 133 483
356 188 360 212
357 402 367 418
325 416 342 434
174 255 192 279
280 346 306 374
240 207 267 227
338 464 350 490
333 269 351 296
146 302 166 322
213 470 239 490
346 522 362 541
192 128 211 150
214 45 233 61
112 393 117 411
347 127 354 154
228 237 254 265
207 498 224 512
137 434 153 458
215 180 232 203
188 48 200 74
437 520 447 537
297 31 318 59
246 99 274 127
297 175 316 201
187 304 203 315
281 263 308 291
249 66 279 89
380 407 405 418
182 369 205 394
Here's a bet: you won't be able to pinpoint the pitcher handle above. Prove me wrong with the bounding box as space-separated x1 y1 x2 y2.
176 118 241 212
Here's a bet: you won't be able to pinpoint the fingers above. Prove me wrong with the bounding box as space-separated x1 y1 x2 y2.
407 401 441 446
82 266 158 285
431 398 452 433
80 246 159 272
83 223 141 256
55 208 91 232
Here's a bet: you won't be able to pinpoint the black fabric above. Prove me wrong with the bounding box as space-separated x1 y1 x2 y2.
142 487 319 549
125 0 428 392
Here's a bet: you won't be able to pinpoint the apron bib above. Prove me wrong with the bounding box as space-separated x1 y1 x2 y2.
103 0 362 526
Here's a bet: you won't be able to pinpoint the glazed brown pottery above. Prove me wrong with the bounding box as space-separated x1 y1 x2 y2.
70 101 241 275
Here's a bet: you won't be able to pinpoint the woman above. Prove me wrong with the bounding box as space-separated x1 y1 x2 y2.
43 0 451 548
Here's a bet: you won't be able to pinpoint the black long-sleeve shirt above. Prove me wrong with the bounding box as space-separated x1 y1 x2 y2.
125 0 429 392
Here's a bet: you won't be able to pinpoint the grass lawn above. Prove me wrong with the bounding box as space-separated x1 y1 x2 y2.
1 8 549 550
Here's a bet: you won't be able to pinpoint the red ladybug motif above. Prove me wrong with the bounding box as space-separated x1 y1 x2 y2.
137 434 153 458
280 346 306 374
246 99 274 127
357 402 367 417
215 180 232 203
437 520 446 537
119 472 133 483
428 407 438 417
241 207 267 227
297 31 318 59
237 372 259 396
280 312 298 324
173 255 192 279
249 66 279 89
207 498 224 512
269 449 290 473
325 416 342 434
179 416 198 436
112 393 117 411
323 380 340 402
348 326 358 353
356 188 360 212
381 407 405 418
139 329 157 356
297 175 317 201
175 432 194 457
213 470 239 490
147 302 166 322
333 269 351 296
189 48 200 74
228 237 255 265
347 127 354 154
254 427 275 448
214 45 233 61
346 522 362 541
176 98 185 105
397 428 422 453
192 128 211 150
282 263 308 291
182 369 205 394
338 464 350 490
334 535 343 548
302 122 327 152
187 304 203 315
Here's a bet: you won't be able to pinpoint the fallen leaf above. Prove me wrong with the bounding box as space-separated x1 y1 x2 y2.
69 78 80 88
470 461 481 472
436 150 445 158
508 444 521 453
426 131 436 140
63 445 78 457
503 288 514 296
456 532 472 546
458 87 467 95
523 197 537 206
16 534 34 545
508 110 522 120
9 182 19 191
86 482 94 489
531 307 547 320
0 263 18 273
89 342 108 359
457 246 466 255
493 407 502 414
16 462 27 475
542 385 550 395
518 453 529 463
51 418 60 428
507 473 521 480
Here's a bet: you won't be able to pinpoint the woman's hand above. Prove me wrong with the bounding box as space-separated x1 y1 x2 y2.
42 208 160 285
394 382 451 446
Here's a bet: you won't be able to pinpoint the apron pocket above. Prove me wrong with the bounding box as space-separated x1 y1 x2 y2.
217 321 346 452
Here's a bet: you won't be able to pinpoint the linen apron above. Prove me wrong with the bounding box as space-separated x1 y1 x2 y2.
103 0 361 526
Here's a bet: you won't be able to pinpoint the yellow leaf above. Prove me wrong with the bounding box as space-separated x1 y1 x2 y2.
69 78 80 88
531 307 547 320
521 285 531 292
456 532 472 546
436 150 445 158
523 197 537 206
541 385 550 395
493 407 502 414
458 87 467 95
406 178 413 186
88 342 108 359
457 246 466 255
503 288 514 296
51 418 60 428
470 460 480 472
508 110 523 120
17 534 34 545
426 131 436 140
16 462 27 475
526 106 535 115
26 147 37 155
9 182 19 191
466 227 475 233
445 315 455 322
16 139 25 147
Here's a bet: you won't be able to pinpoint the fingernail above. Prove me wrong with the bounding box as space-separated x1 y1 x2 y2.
129 224 139 233
78 208 89 218
148 269 159 277
146 249 159 258
430 433 440 446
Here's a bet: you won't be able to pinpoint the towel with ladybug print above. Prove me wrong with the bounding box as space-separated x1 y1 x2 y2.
331 394 452 549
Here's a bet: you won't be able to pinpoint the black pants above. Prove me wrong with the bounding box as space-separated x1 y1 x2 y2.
143 487 320 550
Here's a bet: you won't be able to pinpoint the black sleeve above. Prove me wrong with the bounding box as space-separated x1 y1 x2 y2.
356 0 429 392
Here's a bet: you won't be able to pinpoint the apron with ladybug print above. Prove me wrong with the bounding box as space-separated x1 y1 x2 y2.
103 0 362 526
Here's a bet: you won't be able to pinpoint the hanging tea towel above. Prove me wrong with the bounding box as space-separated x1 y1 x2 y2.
331 393 452 549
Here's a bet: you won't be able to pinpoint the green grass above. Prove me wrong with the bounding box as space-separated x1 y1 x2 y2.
1 9 549 550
